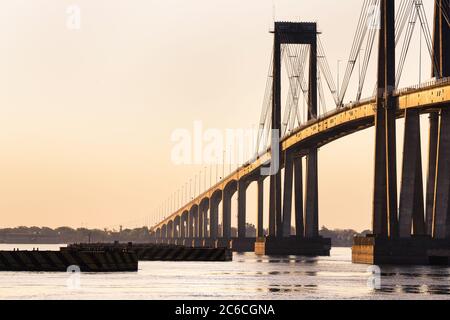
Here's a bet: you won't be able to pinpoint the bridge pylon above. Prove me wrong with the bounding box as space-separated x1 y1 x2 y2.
353 0 450 265
255 21 331 256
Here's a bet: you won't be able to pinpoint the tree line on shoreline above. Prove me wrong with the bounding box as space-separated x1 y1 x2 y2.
0 225 371 246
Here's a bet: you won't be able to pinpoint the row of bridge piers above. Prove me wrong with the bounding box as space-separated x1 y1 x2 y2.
150 1 450 265
151 157 330 256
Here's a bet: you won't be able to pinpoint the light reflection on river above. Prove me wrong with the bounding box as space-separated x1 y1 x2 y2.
0 244 449 300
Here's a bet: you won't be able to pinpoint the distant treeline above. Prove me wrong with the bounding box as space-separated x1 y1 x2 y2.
0 226 151 244
0 225 370 246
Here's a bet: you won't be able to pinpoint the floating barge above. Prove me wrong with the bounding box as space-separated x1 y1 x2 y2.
67 242 233 262
0 247 138 272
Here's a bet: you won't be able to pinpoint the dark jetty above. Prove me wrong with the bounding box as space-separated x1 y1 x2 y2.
0 246 138 272
67 242 233 261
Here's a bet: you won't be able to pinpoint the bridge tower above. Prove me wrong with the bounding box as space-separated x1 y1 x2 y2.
373 0 398 238
270 22 318 239
256 22 331 255
353 0 450 264
430 0 450 239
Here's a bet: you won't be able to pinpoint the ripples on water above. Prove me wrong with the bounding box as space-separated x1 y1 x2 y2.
0 244 449 300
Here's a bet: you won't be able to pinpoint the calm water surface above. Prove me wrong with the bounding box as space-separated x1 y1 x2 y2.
0 244 449 300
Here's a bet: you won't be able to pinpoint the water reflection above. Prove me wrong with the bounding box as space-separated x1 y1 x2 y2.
0 245 449 299
376 265 450 296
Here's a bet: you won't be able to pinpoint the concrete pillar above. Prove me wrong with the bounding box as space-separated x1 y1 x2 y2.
385 104 399 238
162 225 167 239
305 149 318 238
270 25 283 239
399 109 425 237
433 109 450 239
304 24 318 239
203 208 208 238
257 179 264 238
373 102 388 236
173 220 178 239
169 222 174 239
294 156 304 237
372 0 398 238
238 180 247 239
426 113 439 235
282 152 294 237
178 219 182 238
384 0 398 239
275 171 282 238
269 178 276 236
222 189 232 240
180 214 186 239
269 169 282 237
210 196 220 240
188 211 194 238
198 207 204 238
193 207 199 238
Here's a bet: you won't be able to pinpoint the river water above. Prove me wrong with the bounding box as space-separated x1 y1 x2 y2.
0 244 449 300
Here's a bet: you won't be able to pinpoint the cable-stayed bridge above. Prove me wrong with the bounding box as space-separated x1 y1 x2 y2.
148 0 450 264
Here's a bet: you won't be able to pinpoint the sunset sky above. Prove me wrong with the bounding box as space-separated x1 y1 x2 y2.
0 0 435 231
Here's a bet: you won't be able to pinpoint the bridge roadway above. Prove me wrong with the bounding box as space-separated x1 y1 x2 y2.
151 77 450 236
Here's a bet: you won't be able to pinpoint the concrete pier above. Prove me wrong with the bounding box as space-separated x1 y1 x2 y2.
230 237 256 252
255 236 331 256
352 236 450 265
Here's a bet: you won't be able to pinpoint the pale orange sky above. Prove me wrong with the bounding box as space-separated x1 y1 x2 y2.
0 0 435 231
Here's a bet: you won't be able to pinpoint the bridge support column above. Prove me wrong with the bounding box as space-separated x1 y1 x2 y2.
294 156 304 237
180 214 186 239
232 180 255 252
209 195 220 241
193 207 199 238
399 109 425 237
433 109 450 239
269 25 282 239
188 211 194 239
371 0 398 238
198 206 204 239
173 218 180 239
282 152 294 237
162 225 167 240
203 207 208 239
373 102 388 236
304 17 318 239
222 189 232 241
257 178 264 238
237 180 248 239
426 113 439 235
305 149 318 238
